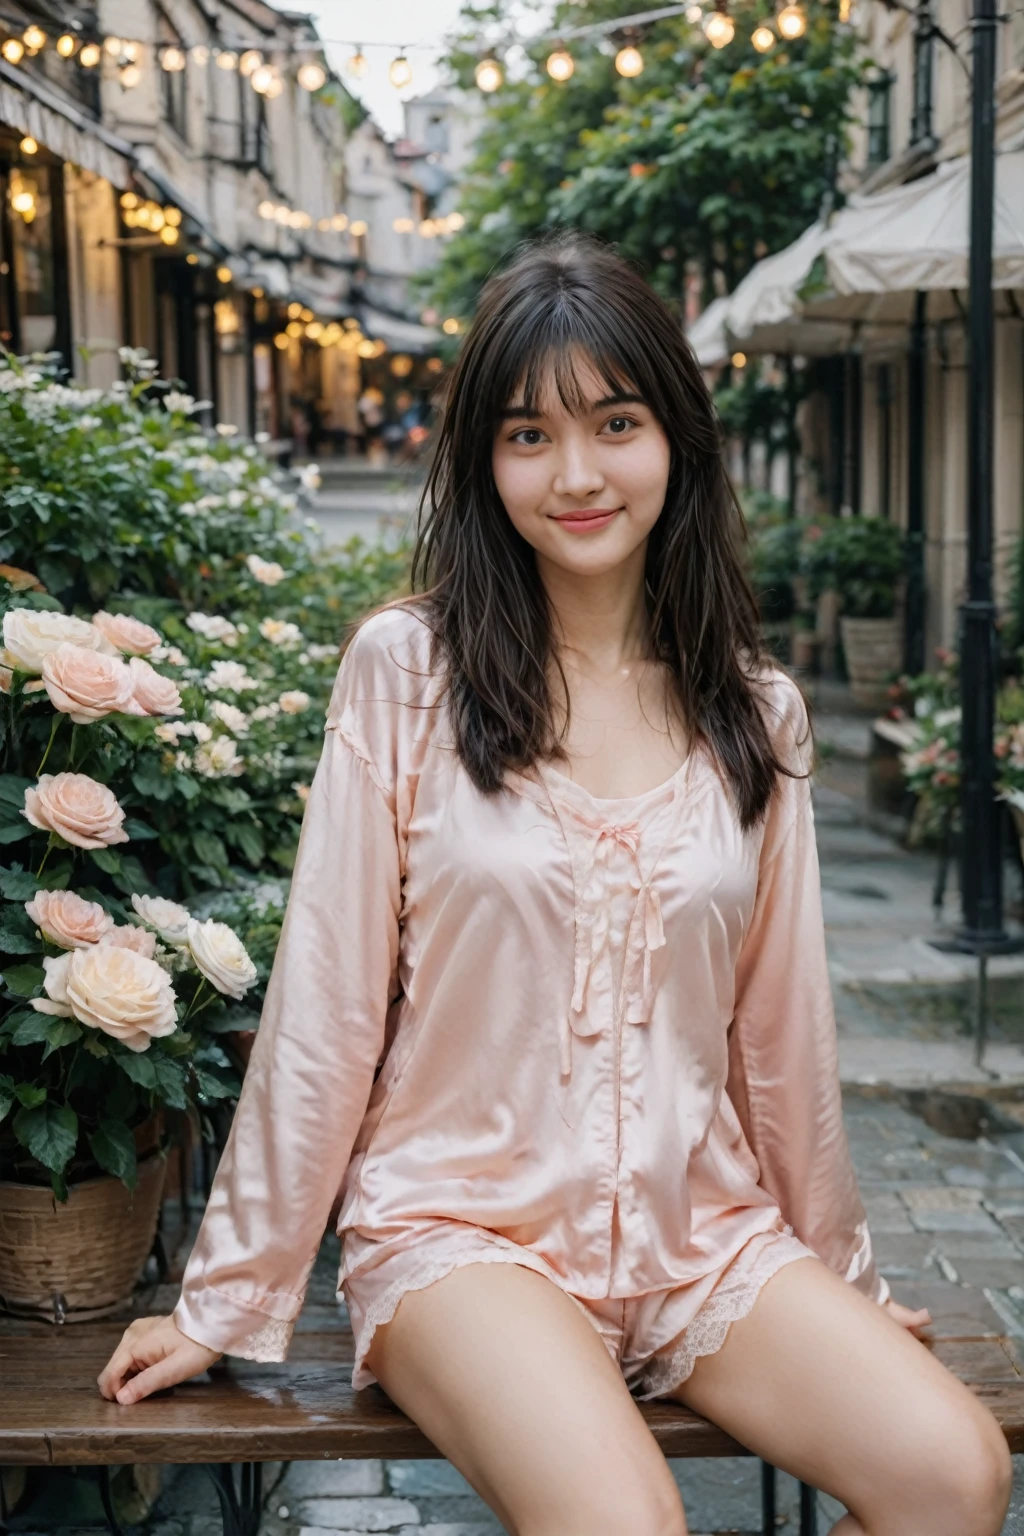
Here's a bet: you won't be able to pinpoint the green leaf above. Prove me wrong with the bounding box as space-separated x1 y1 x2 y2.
11 1012 82 1057
1 963 44 997
113 717 156 746
0 822 32 845
13 1101 78 1175
114 1049 156 1089
0 921 42 955
151 1054 188 1110
14 1082 47 1108
0 774 32 809
89 848 122 875
82 1033 108 1058
192 830 227 869
123 818 159 841
88 1119 138 1189
194 1065 238 1101
0 864 38 900
0 1072 14 1120
229 823 264 867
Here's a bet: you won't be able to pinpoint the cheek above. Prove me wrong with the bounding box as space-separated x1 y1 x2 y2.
492 447 546 525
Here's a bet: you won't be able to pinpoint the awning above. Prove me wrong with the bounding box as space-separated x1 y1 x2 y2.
0 60 133 187
686 294 731 368
133 147 229 256
359 305 440 353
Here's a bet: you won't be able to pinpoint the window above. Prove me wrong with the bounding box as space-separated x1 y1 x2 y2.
866 75 892 167
239 78 270 174
156 11 187 139
910 0 935 146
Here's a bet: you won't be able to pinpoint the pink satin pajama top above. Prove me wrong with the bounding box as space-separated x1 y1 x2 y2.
173 602 889 1383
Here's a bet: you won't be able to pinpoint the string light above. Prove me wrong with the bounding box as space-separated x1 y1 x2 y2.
120 63 142 88
615 44 644 76
777 3 807 37
19 136 37 155
389 53 412 88
164 206 182 226
216 265 233 283
731 351 747 368
546 47 574 81
1 38 25 63
56 33 77 57
752 24 776 49
350 218 368 236
79 41 100 67
704 10 736 45
686 4 704 20
160 46 186 71
347 49 369 77
251 63 275 92
159 225 179 244
274 333 290 349
442 317 460 335
239 49 262 75
22 25 46 53
258 199 276 218
839 0 852 17
447 211 465 231
297 60 326 90
104 36 123 56
393 216 414 232
120 192 138 209
475 57 503 91
191 44 209 66
121 41 140 62
215 49 238 70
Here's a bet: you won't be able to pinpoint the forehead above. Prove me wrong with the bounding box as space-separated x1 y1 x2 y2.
506 347 636 417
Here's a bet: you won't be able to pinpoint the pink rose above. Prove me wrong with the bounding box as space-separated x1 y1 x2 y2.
129 657 184 716
92 611 162 655
38 946 177 1052
23 772 130 850
25 889 114 949
41 642 141 724
99 924 157 960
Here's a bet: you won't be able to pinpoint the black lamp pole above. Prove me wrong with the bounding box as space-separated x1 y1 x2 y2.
956 0 1005 949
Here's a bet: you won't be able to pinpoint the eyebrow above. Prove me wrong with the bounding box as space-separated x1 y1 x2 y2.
497 392 647 422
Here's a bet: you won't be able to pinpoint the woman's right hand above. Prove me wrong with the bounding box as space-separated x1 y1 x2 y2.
97 1315 223 1405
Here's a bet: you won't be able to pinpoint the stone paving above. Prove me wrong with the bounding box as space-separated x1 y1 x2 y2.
9 710 1024 1534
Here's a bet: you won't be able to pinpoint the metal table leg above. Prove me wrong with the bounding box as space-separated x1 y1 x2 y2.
205 1463 264 1536
98 1467 128 1536
799 1478 817 1535
760 1460 776 1533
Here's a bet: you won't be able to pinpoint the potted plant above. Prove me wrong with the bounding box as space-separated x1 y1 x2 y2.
0 589 260 1321
801 516 907 706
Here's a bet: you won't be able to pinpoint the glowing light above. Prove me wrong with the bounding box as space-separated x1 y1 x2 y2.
120 63 142 88
22 25 46 53
447 211 465 231
164 206 182 226
56 33 77 57
19 136 37 155
357 338 378 358
331 213 349 231
615 45 644 77
239 49 262 76
216 265 233 283
442 317 460 335
251 64 275 93
297 61 326 91
12 191 35 215
122 41 140 62
159 225 179 245
258 200 276 219
215 49 238 70
79 42 101 67
161 46 186 71
418 219 437 238
305 321 324 339
731 351 747 368
274 205 291 224
704 11 736 46
286 320 303 338
686 3 704 19
427 356 443 373
389 54 412 88
839 0 852 17
475 57 503 92
191 45 209 66
300 307 314 322
186 253 199 264
1 38 25 64
347 50 369 78
350 218 368 236
120 191 139 209
390 354 413 377
317 217 331 230
777 3 807 37
287 302 303 319
393 216 414 233
751 24 776 49
263 73 283 99
546 48 574 81
105 35 123 56
274 333 289 349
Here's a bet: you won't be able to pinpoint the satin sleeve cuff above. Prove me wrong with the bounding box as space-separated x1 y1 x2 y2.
172 1288 296 1362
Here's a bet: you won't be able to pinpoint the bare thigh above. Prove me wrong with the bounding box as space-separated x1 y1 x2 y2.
668 1256 1012 1536
364 1261 687 1536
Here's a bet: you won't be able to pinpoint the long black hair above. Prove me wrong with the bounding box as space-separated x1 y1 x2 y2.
406 230 791 829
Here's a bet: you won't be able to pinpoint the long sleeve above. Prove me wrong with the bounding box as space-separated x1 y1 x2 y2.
172 637 402 1360
725 680 889 1306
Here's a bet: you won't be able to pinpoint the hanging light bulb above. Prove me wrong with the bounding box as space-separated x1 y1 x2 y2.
264 72 284 98
258 199 275 218
838 0 852 18
447 211 465 231
121 41 140 61
79 42 101 67
161 46 186 71
704 9 736 45
777 3 807 37
331 213 349 231
19 135 37 155
215 49 238 70
393 216 414 232
239 49 262 76
164 206 182 226
22 25 46 53
250 63 274 92
120 191 139 209
56 33 77 57
350 218 368 236
751 24 776 49
686 4 704 21
1 38 25 63
159 225 179 245
297 60 327 90
614 44 644 76
474 57 503 92
191 44 209 66
347 48 369 77
546 47 574 81
389 53 413 88
104 36 123 56
120 63 142 88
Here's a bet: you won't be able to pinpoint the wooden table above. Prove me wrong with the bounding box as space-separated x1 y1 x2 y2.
2 1312 1022 1536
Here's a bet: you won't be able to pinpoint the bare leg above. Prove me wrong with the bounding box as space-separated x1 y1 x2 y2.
665 1256 1012 1536
364 1260 687 1536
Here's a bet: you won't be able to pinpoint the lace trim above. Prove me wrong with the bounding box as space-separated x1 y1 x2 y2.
348 1244 582 1391
634 1232 815 1401
232 1314 294 1363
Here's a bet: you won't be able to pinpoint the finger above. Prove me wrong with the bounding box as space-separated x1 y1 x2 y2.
116 1351 188 1405
99 1334 166 1400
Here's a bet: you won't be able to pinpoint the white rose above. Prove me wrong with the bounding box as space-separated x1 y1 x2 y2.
278 690 311 714
3 609 116 673
259 618 303 647
205 660 258 692
186 917 257 999
245 554 287 586
63 945 178 1053
131 893 192 947
194 737 245 777
210 700 249 735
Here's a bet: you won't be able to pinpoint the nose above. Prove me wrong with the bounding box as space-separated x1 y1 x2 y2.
551 433 606 501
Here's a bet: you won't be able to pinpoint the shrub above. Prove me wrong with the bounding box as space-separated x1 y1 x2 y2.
800 516 906 619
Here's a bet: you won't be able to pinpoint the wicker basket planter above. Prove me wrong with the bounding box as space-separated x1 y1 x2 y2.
840 615 902 710
0 1141 167 1323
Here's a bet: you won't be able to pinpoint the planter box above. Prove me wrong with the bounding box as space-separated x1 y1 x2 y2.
840 616 901 709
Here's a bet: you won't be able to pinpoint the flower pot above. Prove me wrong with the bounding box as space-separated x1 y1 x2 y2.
839 615 902 709
0 1146 167 1322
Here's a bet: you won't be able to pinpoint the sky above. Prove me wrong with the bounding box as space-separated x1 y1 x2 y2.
308 0 470 138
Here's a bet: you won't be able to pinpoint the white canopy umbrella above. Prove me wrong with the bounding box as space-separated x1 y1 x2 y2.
685 294 731 367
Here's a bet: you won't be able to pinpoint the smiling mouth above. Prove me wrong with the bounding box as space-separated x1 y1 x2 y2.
551 508 622 529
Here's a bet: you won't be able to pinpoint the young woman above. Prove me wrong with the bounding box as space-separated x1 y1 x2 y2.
99 235 1011 1536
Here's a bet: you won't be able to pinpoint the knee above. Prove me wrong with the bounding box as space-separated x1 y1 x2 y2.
909 1413 1012 1536
520 1475 688 1536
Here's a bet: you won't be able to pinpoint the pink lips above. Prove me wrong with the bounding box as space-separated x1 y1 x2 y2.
551 509 620 533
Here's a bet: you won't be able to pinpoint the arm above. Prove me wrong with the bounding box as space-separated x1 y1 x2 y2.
726 686 889 1306
169 659 402 1361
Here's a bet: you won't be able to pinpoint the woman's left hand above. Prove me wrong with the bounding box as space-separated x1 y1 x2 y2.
883 1298 932 1339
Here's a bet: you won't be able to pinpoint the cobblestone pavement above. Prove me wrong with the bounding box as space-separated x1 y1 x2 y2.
10 745 1024 1535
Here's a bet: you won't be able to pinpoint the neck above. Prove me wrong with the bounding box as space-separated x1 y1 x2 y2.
538 542 651 674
